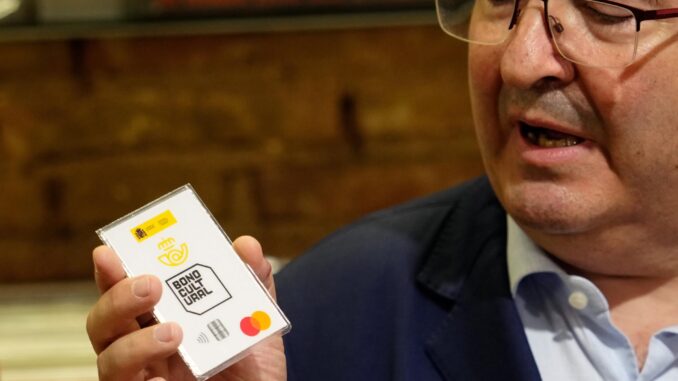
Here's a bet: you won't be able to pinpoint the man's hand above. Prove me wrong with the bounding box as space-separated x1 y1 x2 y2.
86 236 287 381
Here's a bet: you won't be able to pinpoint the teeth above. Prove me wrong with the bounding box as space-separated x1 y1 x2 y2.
523 126 582 147
537 133 579 147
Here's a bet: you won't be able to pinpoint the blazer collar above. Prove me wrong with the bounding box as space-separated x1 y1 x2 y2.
416 177 506 301
416 177 541 381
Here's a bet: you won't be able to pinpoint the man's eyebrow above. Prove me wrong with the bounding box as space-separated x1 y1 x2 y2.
648 0 671 7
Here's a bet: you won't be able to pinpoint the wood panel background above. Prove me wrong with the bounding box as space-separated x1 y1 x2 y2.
0 24 483 283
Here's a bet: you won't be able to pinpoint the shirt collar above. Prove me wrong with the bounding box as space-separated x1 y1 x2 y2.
507 215 568 296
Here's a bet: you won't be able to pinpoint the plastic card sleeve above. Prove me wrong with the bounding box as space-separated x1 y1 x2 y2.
97 184 291 381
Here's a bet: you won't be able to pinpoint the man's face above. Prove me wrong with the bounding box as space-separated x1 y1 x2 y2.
468 3 678 239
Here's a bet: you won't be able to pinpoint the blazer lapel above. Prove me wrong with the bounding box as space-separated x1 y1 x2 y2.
417 178 541 381
425 298 541 381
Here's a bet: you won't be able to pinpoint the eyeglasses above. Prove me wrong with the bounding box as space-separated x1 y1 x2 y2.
436 0 678 68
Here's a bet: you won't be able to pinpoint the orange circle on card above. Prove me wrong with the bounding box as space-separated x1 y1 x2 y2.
252 311 271 330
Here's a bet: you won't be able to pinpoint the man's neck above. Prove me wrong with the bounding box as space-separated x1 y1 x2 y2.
588 275 678 369
523 223 678 369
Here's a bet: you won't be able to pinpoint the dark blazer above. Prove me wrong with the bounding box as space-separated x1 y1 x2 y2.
276 177 542 381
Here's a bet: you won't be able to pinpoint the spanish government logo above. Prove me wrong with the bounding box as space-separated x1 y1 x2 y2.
131 210 176 242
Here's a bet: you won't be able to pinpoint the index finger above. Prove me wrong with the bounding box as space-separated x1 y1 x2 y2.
93 245 127 294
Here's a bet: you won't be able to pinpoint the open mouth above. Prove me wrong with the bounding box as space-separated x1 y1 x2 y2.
520 122 584 148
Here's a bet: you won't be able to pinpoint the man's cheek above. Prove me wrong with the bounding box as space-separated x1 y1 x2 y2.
468 49 502 114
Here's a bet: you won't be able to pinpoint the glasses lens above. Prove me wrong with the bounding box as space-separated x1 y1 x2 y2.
548 0 638 67
436 0 517 44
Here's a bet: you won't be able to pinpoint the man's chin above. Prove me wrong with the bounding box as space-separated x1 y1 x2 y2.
499 184 600 235
508 208 587 235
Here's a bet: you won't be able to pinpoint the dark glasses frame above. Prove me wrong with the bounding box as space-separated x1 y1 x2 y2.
508 0 678 31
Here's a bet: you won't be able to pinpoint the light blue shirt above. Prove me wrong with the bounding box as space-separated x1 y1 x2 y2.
507 216 678 381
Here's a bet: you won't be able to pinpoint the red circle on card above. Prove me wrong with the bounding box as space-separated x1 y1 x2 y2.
240 317 260 336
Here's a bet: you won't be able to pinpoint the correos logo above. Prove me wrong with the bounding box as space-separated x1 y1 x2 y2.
240 311 271 337
156 237 189 267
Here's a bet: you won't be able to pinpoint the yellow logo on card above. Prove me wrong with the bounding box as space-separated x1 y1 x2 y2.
131 210 177 242
157 237 189 267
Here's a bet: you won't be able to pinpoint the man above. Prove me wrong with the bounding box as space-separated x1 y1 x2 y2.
86 0 678 379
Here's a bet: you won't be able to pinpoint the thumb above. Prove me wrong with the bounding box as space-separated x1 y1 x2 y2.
232 236 276 297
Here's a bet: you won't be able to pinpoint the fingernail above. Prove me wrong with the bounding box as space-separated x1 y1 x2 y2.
154 323 175 343
132 277 150 298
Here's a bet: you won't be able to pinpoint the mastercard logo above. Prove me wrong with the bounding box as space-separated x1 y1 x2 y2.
240 311 271 337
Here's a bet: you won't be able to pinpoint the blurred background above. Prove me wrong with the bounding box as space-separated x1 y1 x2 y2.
0 0 482 380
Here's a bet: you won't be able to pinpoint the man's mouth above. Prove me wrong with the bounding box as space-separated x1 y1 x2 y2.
519 122 584 148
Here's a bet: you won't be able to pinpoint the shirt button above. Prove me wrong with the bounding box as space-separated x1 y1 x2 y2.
568 291 588 310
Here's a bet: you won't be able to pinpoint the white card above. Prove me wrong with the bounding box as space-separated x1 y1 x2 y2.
97 184 291 380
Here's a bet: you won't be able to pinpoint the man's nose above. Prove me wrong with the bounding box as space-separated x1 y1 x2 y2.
500 2 575 89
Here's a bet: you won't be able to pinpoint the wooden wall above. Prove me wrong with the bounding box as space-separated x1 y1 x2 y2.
0 24 483 282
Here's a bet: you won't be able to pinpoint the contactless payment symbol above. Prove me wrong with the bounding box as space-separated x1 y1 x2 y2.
166 264 231 315
240 311 271 337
